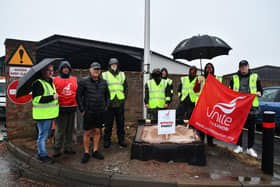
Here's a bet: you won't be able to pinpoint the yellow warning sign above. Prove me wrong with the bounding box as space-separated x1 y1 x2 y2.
8 44 34 66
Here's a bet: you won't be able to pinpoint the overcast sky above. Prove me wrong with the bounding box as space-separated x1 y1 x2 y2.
1 0 279 75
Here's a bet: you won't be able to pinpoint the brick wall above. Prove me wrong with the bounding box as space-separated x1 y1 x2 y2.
5 40 37 139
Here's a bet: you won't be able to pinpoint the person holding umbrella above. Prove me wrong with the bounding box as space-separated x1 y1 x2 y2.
230 60 262 158
145 68 171 120
32 64 59 164
53 61 77 157
176 66 199 121
76 62 109 164
161 68 173 104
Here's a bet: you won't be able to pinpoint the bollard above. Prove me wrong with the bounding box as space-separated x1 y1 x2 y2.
261 111 275 175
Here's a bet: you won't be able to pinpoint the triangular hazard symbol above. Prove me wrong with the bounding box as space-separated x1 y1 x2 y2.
8 44 34 65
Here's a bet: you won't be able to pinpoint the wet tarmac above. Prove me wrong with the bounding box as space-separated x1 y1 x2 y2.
0 142 55 187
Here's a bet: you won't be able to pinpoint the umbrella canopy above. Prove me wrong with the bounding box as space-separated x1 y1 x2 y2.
172 35 232 61
16 58 63 98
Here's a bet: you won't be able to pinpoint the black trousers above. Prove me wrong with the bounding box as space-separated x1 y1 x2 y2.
199 131 214 145
237 113 257 148
176 99 195 120
104 107 125 143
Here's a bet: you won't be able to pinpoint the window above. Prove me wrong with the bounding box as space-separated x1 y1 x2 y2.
260 88 280 102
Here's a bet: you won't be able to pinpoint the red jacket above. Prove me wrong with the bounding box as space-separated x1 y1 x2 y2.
54 76 77 107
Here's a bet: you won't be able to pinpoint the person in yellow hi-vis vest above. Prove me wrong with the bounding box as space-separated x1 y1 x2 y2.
176 66 199 122
144 68 171 120
102 58 128 148
230 60 263 158
161 68 173 105
194 63 223 146
32 64 59 164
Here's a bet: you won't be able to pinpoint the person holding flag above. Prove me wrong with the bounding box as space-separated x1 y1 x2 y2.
194 63 222 146
230 60 262 158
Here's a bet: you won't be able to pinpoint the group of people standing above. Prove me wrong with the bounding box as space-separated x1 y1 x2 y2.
145 60 262 158
32 58 127 164
32 58 262 164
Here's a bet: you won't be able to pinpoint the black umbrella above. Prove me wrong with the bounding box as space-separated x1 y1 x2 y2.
172 34 232 72
16 58 63 98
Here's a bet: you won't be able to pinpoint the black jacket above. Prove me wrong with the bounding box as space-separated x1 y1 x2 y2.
32 78 55 103
76 76 109 113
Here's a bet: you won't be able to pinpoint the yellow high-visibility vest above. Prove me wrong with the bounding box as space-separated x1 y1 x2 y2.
102 71 125 100
179 76 198 103
32 79 59 120
233 73 259 107
147 79 168 109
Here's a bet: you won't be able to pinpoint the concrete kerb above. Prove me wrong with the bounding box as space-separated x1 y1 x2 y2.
7 141 176 186
6 141 279 187
111 174 177 187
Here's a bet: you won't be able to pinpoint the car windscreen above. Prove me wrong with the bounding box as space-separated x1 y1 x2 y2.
0 83 5 97
260 88 280 102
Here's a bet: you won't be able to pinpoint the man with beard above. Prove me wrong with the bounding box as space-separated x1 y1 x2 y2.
53 61 78 157
145 68 171 120
176 66 199 121
230 60 262 158
102 58 128 148
161 68 173 105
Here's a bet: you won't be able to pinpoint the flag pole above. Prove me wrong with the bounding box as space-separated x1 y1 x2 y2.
143 0 150 119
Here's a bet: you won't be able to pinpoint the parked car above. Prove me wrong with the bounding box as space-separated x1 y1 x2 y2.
256 86 280 134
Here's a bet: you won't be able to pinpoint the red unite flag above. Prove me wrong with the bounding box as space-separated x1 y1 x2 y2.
189 74 256 144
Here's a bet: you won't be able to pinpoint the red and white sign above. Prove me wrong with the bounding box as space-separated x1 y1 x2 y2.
7 80 32 104
158 109 176 135
9 66 31 78
189 74 255 144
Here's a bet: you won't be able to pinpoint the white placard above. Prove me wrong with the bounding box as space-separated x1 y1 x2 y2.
9 66 31 78
158 109 176 135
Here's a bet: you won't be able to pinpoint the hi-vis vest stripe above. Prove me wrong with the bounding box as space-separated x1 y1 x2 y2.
166 78 173 94
147 79 167 109
180 76 198 103
102 71 125 100
233 73 259 107
32 79 59 120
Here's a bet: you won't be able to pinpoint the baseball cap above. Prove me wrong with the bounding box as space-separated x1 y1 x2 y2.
239 60 249 67
90 62 101 69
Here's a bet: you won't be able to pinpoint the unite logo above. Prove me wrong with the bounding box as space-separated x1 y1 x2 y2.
162 110 170 120
62 83 72 96
206 96 246 130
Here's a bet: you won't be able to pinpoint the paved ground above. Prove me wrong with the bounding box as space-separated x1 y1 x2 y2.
10 134 280 186
0 142 55 187
214 129 280 165
2 117 280 186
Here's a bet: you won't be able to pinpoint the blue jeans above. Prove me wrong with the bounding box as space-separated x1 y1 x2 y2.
37 120 52 157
